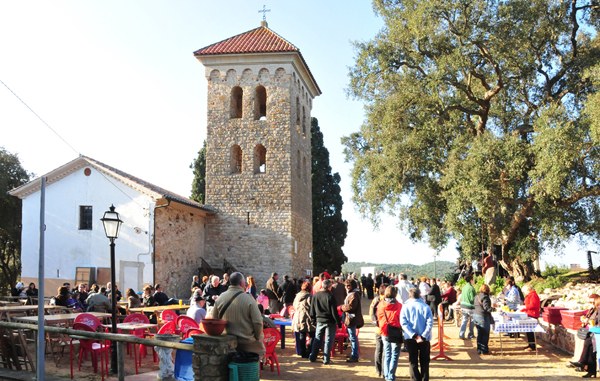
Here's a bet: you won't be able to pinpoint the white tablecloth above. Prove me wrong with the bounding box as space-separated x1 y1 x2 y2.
492 316 545 333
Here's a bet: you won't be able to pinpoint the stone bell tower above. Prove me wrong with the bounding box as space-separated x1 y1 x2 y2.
194 21 321 284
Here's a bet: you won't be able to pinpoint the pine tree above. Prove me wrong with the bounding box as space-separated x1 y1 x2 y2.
190 140 207 204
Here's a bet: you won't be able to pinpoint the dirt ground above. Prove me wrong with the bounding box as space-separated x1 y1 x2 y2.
37 297 588 380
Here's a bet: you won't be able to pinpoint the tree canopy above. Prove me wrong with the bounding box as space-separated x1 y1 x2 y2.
344 0 600 279
312 117 348 273
0 148 30 292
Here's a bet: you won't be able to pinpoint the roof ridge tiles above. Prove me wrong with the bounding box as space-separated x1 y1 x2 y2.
193 25 299 56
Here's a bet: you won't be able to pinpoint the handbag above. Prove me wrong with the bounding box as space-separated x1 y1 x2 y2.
383 308 403 343
577 326 590 340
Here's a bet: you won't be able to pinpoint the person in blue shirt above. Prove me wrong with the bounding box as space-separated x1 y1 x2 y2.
503 277 522 311
400 287 433 381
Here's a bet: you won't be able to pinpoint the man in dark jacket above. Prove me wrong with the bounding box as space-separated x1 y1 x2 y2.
202 275 225 308
280 275 297 314
331 276 347 307
308 279 340 365
265 272 282 314
364 274 375 299
153 284 170 306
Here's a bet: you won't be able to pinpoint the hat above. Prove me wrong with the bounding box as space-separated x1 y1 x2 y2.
15 282 24 290
589 294 599 299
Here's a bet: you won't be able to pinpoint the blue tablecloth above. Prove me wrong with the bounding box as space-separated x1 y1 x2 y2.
175 337 194 381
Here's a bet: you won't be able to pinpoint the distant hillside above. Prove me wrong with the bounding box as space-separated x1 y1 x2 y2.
342 261 457 281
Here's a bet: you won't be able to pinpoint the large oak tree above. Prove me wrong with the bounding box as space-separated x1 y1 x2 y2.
344 0 600 279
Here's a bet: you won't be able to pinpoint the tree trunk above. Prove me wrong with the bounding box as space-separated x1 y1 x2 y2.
498 244 535 282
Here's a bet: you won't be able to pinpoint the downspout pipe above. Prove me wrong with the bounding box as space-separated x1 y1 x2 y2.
152 198 171 286
136 203 155 290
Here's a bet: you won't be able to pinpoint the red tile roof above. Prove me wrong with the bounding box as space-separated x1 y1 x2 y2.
194 25 298 56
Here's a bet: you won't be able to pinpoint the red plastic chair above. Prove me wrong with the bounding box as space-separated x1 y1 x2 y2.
261 328 281 375
331 324 349 356
73 313 102 331
160 309 178 325
148 321 177 363
156 320 176 334
70 323 110 381
330 324 359 356
176 315 199 338
184 328 204 339
123 313 151 367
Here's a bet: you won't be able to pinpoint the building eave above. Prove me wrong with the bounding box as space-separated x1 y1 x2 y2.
195 51 321 98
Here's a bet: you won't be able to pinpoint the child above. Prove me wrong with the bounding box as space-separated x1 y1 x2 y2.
257 289 270 314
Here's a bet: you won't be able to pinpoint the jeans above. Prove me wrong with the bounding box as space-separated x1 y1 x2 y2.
472 313 490 354
405 338 430 381
374 333 383 376
459 308 474 339
347 325 359 359
309 321 336 363
382 336 401 381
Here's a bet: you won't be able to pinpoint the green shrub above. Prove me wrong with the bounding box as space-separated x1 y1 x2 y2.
528 275 566 294
542 264 569 278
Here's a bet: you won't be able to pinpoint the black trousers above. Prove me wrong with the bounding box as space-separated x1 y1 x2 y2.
579 334 596 368
525 331 536 349
374 333 383 376
405 338 430 381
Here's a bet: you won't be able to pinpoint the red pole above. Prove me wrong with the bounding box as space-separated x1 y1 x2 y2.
431 304 453 361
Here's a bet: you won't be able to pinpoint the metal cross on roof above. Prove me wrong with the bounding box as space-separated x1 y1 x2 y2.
258 4 271 21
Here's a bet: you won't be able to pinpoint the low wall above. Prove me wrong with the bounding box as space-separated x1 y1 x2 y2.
537 319 584 360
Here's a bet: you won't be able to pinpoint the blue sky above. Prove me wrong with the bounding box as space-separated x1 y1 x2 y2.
0 1 592 268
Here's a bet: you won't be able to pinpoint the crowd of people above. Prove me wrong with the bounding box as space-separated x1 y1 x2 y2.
41 281 181 320
13 261 546 381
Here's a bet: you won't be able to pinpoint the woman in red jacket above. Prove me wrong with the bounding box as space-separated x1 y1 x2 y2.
522 285 540 352
377 286 403 381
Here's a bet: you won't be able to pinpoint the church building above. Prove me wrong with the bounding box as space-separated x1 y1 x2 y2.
10 21 319 295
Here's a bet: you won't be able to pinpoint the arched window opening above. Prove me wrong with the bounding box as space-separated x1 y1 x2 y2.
254 144 267 174
254 86 267 120
230 145 242 174
230 87 243 119
303 156 308 182
296 97 300 126
302 106 306 136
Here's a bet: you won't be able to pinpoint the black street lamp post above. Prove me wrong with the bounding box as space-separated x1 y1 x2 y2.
100 205 123 375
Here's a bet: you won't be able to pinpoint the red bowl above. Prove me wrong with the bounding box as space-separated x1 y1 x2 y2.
201 318 227 336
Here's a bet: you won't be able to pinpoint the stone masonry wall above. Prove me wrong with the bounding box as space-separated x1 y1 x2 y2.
203 62 314 285
154 203 207 298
